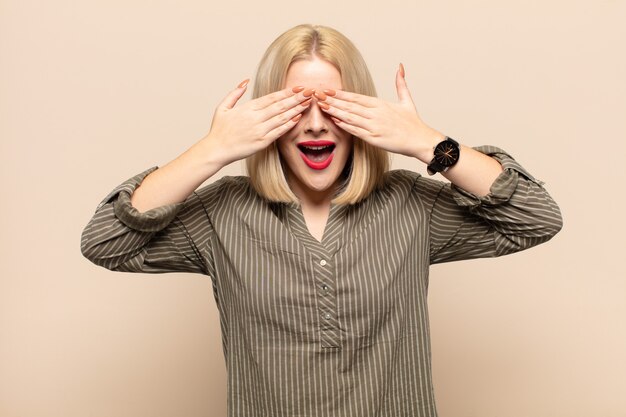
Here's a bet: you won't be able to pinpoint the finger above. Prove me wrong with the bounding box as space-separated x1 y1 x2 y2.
318 88 377 108
260 96 313 134
318 94 373 119
219 78 250 110
327 114 371 144
261 109 307 144
318 101 371 131
395 63 414 105
260 88 313 123
254 86 309 111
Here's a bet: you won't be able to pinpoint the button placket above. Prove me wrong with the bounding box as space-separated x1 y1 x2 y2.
283 202 345 348
313 255 340 348
317 259 331 297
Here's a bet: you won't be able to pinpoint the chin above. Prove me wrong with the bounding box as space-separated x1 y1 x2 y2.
306 176 339 192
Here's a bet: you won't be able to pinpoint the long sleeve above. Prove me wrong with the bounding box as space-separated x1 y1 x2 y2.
80 166 223 277
413 146 563 264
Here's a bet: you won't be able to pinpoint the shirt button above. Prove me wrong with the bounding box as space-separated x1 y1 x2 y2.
320 259 327 266
321 284 329 292
323 313 331 320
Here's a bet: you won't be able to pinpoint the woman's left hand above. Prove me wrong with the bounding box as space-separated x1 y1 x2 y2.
314 64 444 162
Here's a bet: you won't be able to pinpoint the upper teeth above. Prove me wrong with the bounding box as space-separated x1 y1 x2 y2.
302 145 332 150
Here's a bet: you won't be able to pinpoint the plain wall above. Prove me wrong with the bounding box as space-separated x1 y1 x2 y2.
1 1 624 416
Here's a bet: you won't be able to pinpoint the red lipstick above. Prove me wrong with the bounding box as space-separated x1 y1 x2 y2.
297 140 336 170
297 140 335 147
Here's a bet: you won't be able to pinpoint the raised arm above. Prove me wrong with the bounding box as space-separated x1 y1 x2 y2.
283 65 562 263
81 81 314 274
412 146 563 264
127 81 320 212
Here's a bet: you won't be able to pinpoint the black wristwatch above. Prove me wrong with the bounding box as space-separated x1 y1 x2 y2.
426 136 460 175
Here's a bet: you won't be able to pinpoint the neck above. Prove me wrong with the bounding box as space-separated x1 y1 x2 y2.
294 187 333 211
287 179 336 211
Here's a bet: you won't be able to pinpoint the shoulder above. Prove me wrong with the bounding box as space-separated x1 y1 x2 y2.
191 175 254 212
196 175 250 193
382 169 419 191
381 169 448 205
368 169 421 208
381 169 443 195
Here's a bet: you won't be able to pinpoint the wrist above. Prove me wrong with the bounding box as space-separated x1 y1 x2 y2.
196 135 231 168
426 136 461 176
412 128 446 164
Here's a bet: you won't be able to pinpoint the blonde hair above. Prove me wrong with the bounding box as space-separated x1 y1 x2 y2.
245 24 390 205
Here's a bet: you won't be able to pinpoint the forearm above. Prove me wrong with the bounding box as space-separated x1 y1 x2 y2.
413 128 503 197
131 136 226 213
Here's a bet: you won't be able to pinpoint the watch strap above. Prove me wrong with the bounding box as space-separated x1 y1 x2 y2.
426 159 444 175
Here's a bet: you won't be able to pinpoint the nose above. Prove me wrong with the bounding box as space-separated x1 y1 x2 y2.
302 99 329 136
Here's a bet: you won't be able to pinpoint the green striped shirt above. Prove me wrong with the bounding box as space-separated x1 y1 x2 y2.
81 146 562 417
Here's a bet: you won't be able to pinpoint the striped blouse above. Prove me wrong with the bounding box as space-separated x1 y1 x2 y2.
80 146 562 417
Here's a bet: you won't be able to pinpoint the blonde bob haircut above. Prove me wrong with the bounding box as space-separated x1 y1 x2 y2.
245 23 391 205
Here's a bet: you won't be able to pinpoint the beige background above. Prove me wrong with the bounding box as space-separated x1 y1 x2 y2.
1 1 625 416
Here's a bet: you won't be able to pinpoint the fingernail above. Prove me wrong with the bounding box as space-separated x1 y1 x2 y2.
318 101 330 110
323 89 336 96
314 91 327 101
303 88 315 97
238 78 250 88
302 97 313 106
331 116 341 124
399 63 405 78
292 86 305 93
291 114 303 122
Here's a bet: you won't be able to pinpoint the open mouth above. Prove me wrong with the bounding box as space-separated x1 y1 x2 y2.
297 142 336 170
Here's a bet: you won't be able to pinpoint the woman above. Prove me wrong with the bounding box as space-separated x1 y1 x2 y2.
81 23 562 417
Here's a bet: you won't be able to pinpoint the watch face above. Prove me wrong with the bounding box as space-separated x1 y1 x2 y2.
434 141 460 167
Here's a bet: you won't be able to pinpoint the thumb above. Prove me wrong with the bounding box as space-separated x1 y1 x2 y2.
220 78 250 110
395 64 414 104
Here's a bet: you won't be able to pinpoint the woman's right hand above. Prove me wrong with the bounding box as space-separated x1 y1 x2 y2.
202 80 314 166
